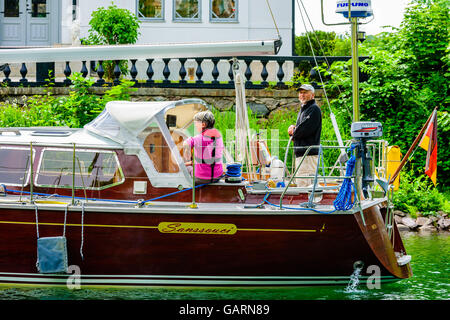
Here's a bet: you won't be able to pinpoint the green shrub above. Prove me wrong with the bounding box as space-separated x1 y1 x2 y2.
0 72 136 129
81 3 141 80
393 170 449 216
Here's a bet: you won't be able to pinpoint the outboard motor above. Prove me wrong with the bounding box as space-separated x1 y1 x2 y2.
351 121 383 198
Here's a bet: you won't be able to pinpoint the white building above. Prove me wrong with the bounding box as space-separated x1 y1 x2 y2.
0 0 294 56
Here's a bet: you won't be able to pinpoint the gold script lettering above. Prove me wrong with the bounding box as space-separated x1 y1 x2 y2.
158 222 237 235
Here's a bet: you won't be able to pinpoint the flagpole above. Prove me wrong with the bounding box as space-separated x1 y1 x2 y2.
389 107 437 184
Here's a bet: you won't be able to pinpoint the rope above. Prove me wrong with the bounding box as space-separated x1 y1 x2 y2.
4 182 217 206
226 163 242 178
333 144 357 211
264 195 336 214
80 202 85 260
35 205 39 239
4 188 139 204
34 204 39 270
265 0 281 39
63 205 68 237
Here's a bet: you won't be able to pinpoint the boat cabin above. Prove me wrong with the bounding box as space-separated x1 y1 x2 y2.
0 99 235 199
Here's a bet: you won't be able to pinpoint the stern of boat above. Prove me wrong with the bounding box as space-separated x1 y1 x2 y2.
354 203 412 280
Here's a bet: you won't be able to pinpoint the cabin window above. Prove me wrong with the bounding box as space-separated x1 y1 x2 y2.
210 0 237 21
0 147 34 186
173 0 200 21
36 149 124 190
139 124 181 174
137 0 164 20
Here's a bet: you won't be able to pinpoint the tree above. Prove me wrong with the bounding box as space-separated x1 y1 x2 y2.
323 0 450 190
84 3 141 45
81 3 141 80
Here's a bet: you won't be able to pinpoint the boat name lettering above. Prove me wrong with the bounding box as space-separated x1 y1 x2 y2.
158 222 237 235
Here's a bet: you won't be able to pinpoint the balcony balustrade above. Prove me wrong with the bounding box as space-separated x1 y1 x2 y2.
0 55 368 89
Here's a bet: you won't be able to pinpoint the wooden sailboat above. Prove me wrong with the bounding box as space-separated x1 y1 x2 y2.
0 1 412 287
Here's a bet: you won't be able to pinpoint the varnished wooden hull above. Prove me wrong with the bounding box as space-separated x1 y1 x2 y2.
0 202 412 287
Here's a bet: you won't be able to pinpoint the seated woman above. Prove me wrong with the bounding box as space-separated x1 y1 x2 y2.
183 111 224 184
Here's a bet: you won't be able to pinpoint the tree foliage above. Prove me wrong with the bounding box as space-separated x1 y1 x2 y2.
83 3 141 45
322 0 449 190
294 31 352 77
81 3 141 80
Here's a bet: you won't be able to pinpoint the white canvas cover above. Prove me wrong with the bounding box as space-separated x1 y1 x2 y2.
84 100 209 188
106 101 174 137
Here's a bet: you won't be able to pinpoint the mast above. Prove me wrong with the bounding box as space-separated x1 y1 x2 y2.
351 16 360 122
322 0 374 197
321 0 373 123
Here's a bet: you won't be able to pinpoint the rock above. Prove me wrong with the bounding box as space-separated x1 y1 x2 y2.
394 210 406 217
248 102 269 117
419 224 437 233
394 215 403 225
402 217 418 230
437 218 450 230
429 216 439 223
397 224 411 232
416 217 432 226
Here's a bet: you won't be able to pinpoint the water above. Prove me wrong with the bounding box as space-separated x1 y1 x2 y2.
0 232 448 301
344 267 363 294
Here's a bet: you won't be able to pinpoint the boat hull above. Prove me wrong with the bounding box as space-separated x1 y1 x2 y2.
0 203 411 287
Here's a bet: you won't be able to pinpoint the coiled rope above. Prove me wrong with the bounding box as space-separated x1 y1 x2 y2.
225 163 242 178
333 144 357 211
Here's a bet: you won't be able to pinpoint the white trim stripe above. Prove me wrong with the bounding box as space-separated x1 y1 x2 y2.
0 273 399 287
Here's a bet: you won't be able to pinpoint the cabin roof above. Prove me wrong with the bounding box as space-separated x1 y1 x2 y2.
106 100 175 137
0 126 119 148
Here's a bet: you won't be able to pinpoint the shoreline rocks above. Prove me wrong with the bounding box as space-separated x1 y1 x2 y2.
394 211 449 234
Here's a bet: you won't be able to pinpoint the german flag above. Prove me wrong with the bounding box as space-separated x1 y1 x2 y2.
418 109 438 185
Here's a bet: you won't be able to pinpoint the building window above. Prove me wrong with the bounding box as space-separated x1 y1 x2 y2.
210 0 237 21
174 0 200 21
4 0 19 18
31 0 47 18
137 0 164 20
36 149 124 190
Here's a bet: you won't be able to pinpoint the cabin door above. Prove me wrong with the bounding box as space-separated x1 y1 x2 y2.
0 0 55 46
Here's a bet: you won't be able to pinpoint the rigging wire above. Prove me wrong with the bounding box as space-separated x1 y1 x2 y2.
265 0 281 39
296 0 332 113
296 0 352 118
296 0 350 165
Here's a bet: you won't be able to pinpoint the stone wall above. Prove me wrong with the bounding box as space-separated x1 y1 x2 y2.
0 86 325 119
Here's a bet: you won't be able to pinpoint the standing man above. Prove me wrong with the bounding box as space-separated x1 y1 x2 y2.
288 84 322 187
